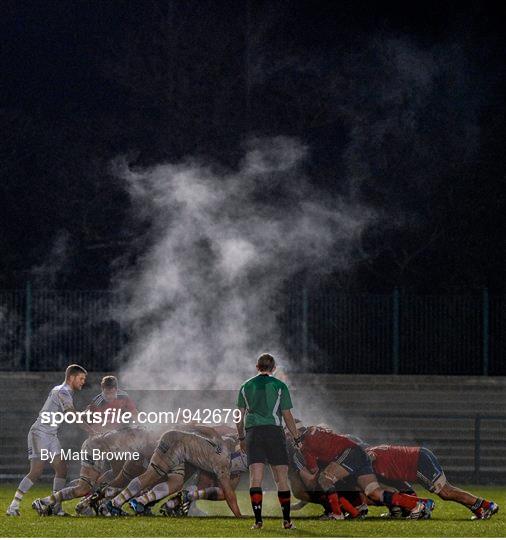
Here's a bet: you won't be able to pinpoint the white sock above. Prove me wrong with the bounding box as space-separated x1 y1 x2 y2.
11 476 34 507
152 482 171 500
53 477 66 492
112 477 142 507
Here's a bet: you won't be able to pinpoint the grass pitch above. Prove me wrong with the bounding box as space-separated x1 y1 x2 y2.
0 483 504 537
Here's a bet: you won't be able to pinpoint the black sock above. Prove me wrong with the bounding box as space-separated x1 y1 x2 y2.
250 488 263 523
278 490 291 522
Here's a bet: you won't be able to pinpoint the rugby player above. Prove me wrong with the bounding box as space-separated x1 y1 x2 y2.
130 429 247 516
86 375 138 433
288 444 367 519
6 364 89 516
366 444 499 520
294 426 434 520
236 353 300 530
102 429 242 517
32 426 158 516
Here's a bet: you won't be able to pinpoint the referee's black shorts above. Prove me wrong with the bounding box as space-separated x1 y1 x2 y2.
246 425 288 466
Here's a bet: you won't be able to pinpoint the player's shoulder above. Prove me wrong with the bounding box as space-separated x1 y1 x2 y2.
90 393 105 406
54 383 72 396
270 376 289 390
241 375 258 388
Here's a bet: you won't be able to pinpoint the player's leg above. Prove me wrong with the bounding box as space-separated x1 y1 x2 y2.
248 463 265 526
49 455 68 515
357 473 429 518
417 448 498 519
138 479 184 517
109 466 161 509
264 425 294 528
246 426 268 528
438 482 499 519
109 442 175 512
7 459 45 515
317 461 349 519
33 465 99 516
8 427 50 516
179 471 225 504
271 464 294 526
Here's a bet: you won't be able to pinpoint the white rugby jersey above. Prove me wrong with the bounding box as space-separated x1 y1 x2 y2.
31 383 75 435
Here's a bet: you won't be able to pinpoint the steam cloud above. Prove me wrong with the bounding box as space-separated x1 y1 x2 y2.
113 137 374 392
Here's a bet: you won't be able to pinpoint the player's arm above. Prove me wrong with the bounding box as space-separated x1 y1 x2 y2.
218 474 242 517
235 407 246 452
296 444 318 489
282 409 299 442
58 389 97 434
298 466 318 489
279 382 299 438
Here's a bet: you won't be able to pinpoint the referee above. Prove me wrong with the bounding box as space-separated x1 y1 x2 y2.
236 353 300 529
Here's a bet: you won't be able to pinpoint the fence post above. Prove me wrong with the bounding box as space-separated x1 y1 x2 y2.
392 288 400 374
302 287 308 363
474 415 481 483
482 288 489 376
24 281 32 371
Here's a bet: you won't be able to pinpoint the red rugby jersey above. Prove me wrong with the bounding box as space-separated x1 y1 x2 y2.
87 391 138 432
366 445 420 481
301 427 358 471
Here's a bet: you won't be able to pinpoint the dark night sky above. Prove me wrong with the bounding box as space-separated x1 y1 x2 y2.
1 0 505 292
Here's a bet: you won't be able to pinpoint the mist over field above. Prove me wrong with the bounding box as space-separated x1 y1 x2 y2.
112 137 374 399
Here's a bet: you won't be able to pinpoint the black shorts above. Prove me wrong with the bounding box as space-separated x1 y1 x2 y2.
416 447 446 493
246 425 288 466
336 446 374 478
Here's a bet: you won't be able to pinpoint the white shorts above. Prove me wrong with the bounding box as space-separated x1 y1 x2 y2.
27 427 61 461
80 439 107 473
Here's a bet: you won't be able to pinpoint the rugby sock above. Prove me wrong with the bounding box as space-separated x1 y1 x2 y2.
470 498 484 512
307 491 331 513
137 482 170 505
51 477 67 512
11 476 34 507
339 496 359 518
325 488 342 515
188 487 221 501
384 491 418 511
53 477 66 492
278 490 291 523
112 477 142 507
43 487 75 505
249 487 263 523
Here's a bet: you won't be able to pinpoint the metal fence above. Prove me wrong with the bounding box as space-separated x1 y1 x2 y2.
0 285 504 374
0 286 124 371
282 288 504 375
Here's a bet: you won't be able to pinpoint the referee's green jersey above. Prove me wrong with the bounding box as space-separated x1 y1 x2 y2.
237 374 293 429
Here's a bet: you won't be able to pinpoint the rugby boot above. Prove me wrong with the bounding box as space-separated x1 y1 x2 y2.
472 500 499 520
6 504 20 516
32 499 50 516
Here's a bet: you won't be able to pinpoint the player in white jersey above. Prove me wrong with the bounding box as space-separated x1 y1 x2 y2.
102 429 243 518
32 426 159 516
6 364 89 516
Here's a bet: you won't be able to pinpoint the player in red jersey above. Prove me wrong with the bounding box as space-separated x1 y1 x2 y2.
86 376 138 432
294 426 433 520
366 445 499 520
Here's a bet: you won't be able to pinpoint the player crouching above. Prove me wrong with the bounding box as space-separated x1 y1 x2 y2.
366 444 499 520
292 425 434 520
